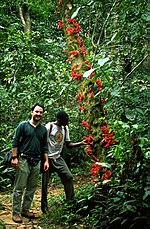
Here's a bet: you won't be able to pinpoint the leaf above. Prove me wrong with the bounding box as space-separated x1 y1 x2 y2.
109 217 123 225
71 7 81 19
132 124 138 129
112 197 121 202
125 109 136 121
96 162 111 168
104 101 113 108
98 57 109 67
83 68 96 78
135 108 144 115
102 180 111 184
111 32 117 42
111 89 120 97
143 190 150 200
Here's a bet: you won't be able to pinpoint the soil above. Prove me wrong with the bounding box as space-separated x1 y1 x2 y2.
0 173 89 229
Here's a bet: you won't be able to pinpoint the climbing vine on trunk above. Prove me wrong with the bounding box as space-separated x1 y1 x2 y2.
57 0 116 182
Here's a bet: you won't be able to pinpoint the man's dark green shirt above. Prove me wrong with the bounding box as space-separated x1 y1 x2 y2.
12 121 48 158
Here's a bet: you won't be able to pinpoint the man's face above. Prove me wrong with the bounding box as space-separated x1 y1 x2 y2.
31 105 44 122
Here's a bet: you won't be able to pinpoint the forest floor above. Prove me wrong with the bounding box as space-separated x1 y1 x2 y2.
0 173 90 229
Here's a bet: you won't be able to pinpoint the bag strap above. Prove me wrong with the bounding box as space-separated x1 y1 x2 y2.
49 122 53 138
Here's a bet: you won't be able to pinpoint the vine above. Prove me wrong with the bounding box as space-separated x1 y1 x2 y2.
57 1 116 183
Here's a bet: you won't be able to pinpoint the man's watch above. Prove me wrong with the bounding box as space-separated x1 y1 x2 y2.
11 156 18 160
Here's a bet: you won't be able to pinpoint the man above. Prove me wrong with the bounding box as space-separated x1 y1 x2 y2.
11 103 49 223
41 110 87 213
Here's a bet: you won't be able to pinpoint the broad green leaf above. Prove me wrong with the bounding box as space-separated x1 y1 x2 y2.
83 68 96 78
125 109 136 121
98 57 109 67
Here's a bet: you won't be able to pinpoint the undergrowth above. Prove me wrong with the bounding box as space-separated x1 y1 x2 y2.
39 166 149 229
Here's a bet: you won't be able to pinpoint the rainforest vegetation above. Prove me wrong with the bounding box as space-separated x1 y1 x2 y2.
0 0 149 228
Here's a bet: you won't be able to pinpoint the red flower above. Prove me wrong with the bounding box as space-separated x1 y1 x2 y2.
96 79 102 87
74 27 82 33
101 98 105 103
79 46 88 55
76 93 84 100
66 27 75 34
100 124 109 132
76 36 84 46
82 120 91 130
84 60 90 65
96 79 102 91
86 146 92 153
91 72 96 76
101 169 112 181
92 178 98 183
90 163 101 177
89 91 94 98
79 106 84 111
70 50 79 56
71 69 82 80
100 124 116 148
58 20 63 29
83 135 94 144
66 58 72 63
68 18 79 27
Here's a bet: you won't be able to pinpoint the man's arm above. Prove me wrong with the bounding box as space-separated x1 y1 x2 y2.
11 124 22 167
11 148 19 167
43 153 49 171
66 140 87 148
11 147 18 157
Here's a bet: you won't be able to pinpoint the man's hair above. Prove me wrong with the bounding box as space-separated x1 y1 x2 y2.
31 103 45 112
56 111 69 121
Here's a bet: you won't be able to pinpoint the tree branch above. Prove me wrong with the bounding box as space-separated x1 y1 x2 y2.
97 0 118 46
121 54 148 85
18 2 31 33
18 4 26 26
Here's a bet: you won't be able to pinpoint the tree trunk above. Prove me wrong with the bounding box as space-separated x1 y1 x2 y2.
18 2 31 33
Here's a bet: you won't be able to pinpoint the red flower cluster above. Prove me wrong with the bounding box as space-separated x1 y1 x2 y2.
100 124 116 148
76 36 84 46
83 135 94 145
66 27 75 34
79 105 84 111
85 145 93 154
101 168 112 181
71 69 82 80
85 146 99 162
82 120 91 130
96 79 102 91
58 20 63 29
70 50 79 56
84 60 92 69
89 91 94 98
90 163 112 183
90 163 101 177
66 19 81 35
76 92 84 102
68 18 80 27
79 46 88 56
65 18 88 80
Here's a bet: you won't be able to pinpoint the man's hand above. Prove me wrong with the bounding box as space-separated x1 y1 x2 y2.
81 140 88 145
44 161 49 171
11 158 19 168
